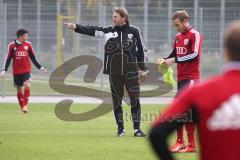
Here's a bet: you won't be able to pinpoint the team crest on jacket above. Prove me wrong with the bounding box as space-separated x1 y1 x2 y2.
184 39 189 46
24 46 29 50
128 34 133 40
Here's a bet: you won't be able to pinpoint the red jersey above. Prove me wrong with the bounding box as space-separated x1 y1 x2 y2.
3 40 42 75
153 63 240 160
166 26 202 81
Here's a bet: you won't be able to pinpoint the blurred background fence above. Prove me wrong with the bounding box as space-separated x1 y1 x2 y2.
0 0 240 96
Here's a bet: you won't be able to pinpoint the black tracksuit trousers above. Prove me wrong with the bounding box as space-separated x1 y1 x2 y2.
109 74 141 131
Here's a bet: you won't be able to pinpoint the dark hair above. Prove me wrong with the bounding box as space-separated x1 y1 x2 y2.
224 21 240 61
172 10 189 22
16 29 28 38
113 7 129 23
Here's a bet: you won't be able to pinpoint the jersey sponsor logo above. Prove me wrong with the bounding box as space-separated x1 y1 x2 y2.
176 47 187 55
16 51 27 57
24 46 29 50
184 39 189 46
207 94 240 131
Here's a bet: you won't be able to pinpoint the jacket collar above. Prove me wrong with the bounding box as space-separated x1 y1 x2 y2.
221 62 240 74
15 39 23 45
114 22 130 31
182 25 192 34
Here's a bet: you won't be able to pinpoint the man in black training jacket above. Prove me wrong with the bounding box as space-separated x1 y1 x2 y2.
65 7 148 137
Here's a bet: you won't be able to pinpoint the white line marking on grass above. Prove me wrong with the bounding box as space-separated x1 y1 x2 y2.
0 96 172 104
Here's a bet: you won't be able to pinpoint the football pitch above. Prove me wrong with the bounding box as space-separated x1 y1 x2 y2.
0 103 198 160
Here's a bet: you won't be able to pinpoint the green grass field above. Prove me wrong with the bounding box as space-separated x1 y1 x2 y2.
0 103 198 160
1 75 177 97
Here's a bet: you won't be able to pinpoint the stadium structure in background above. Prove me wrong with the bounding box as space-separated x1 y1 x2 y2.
1 0 240 97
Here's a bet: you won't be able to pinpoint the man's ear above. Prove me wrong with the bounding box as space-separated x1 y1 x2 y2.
224 48 231 62
183 19 188 26
122 17 126 23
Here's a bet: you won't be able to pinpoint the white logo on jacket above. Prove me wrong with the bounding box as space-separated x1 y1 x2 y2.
184 39 189 46
207 94 240 131
128 34 133 40
24 46 29 50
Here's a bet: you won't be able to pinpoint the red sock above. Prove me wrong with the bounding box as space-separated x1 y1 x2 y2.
176 126 184 143
17 91 24 109
186 122 195 147
24 87 30 106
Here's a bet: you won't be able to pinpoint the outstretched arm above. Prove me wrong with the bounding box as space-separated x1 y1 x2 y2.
65 23 108 38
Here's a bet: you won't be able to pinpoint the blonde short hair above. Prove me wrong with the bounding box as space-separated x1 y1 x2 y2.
172 10 189 22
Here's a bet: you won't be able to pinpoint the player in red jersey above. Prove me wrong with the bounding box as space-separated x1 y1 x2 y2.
149 21 240 160
0 29 47 113
156 10 202 152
